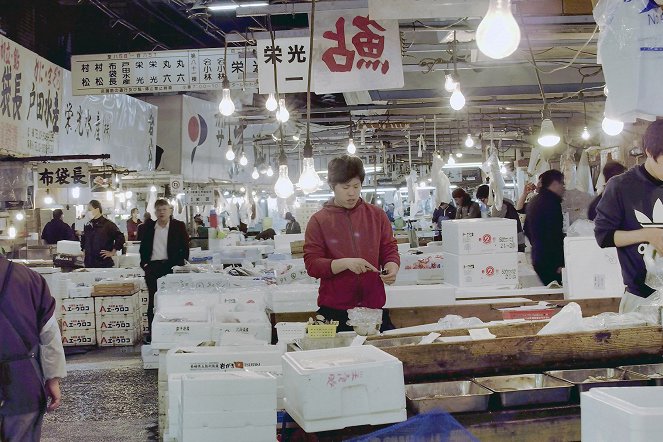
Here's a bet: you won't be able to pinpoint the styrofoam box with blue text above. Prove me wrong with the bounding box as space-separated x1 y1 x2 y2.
441 218 518 255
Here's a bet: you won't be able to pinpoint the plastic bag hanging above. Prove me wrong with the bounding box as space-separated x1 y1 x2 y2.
576 150 595 196
392 190 404 218
560 148 577 191
432 153 452 206
417 134 425 158
406 169 418 204
482 146 505 211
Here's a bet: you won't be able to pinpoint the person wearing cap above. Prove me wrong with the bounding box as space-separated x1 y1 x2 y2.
476 184 526 252
41 209 76 245
284 212 301 234
595 120 663 313
452 188 481 219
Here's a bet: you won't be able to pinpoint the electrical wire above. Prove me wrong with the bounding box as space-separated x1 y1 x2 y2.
522 25 599 75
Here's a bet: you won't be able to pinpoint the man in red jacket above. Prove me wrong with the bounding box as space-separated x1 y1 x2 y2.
304 155 400 331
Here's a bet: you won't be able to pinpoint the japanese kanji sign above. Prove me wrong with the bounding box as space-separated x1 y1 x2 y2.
185 187 214 206
313 9 403 94
37 162 89 190
70 47 257 96
257 37 310 94
0 34 64 156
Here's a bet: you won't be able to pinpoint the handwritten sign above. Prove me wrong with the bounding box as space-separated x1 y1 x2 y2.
257 37 310 94
36 162 89 190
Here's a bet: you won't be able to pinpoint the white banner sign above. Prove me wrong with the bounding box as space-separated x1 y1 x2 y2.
186 187 214 206
59 71 157 171
313 9 403 94
36 162 89 190
0 34 64 156
257 37 310 94
71 47 257 96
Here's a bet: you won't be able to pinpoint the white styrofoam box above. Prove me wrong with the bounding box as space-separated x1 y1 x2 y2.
67 284 93 299
60 313 95 330
96 315 140 331
384 284 456 308
94 294 140 316
441 218 518 255
118 253 141 268
180 425 276 442
398 253 445 282
274 233 305 253
455 286 564 299
275 322 307 344
217 289 267 312
581 387 663 442
247 365 285 410
282 346 406 432
60 297 95 315
157 273 229 292
443 252 519 288
61 328 96 346
182 410 276 429
57 240 83 256
126 242 140 254
98 329 139 347
563 236 624 299
212 309 271 344
168 374 183 436
152 306 212 349
142 345 160 363
265 283 319 313
155 290 221 310
32 267 61 298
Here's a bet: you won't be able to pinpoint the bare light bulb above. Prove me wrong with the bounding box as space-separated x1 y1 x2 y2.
476 0 521 59
239 152 248 166
602 117 624 136
450 85 466 111
125 190 133 199
252 167 259 180
444 74 457 92
265 93 277 112
15 212 24 221
447 155 456 165
225 143 235 161
266 165 274 177
501 165 508 174
464 134 475 148
298 157 322 194
581 126 591 141
456 152 463 158
44 195 54 205
275 99 289 123
538 118 561 147
274 165 294 199
8 226 16 239
347 138 357 155
240 187 246 193
72 186 80 199
219 88 235 116
150 185 157 192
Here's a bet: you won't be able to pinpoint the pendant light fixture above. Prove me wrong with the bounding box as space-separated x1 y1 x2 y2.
347 118 357 154
581 101 591 141
476 0 521 60
266 164 274 177
297 0 322 194
218 42 235 116
44 189 54 205
449 34 465 111
225 126 235 161
238 130 248 166
602 116 624 136
265 92 277 112
275 98 290 123
252 167 260 180
464 112 474 147
274 149 294 198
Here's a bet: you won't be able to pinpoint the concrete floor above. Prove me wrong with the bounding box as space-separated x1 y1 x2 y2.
42 346 159 442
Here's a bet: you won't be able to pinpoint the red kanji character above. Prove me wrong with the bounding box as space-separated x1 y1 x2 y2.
12 48 19 72
321 17 355 73
351 15 390 74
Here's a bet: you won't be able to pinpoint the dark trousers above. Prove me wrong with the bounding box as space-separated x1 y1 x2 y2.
533 262 562 286
144 260 173 336
0 410 43 442
317 306 395 333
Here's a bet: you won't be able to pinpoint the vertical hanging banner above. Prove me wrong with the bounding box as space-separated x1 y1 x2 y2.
58 71 158 172
312 9 403 94
0 34 64 156
257 37 310 94
70 47 257 96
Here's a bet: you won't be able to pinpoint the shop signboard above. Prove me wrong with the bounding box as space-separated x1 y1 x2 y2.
257 36 310 94
185 187 214 206
312 9 403 94
36 162 89 190
0 34 64 156
70 47 257 96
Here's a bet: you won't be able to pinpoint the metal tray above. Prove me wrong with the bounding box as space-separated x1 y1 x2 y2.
545 368 650 392
618 363 663 386
472 374 573 408
405 381 492 414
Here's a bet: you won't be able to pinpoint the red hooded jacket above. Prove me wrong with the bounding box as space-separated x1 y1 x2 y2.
304 198 400 310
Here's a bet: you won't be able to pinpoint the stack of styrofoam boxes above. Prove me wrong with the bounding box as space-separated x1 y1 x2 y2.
177 371 277 442
282 346 407 432
395 253 445 285
265 283 319 314
212 307 271 345
441 218 519 288
160 345 284 440
138 289 149 339
93 285 142 347
142 344 160 370
60 297 97 347
563 236 624 299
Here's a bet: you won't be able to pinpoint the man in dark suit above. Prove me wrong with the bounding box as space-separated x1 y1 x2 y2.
139 199 189 343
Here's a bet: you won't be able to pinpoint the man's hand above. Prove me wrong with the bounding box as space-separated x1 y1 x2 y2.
100 249 117 259
524 182 536 195
45 378 61 412
380 262 399 285
337 258 378 275
646 229 663 255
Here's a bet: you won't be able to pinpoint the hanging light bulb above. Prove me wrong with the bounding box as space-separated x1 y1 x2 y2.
447 154 456 165
602 116 624 136
464 134 474 148
106 190 113 201
240 187 246 193
476 0 521 59
444 73 457 92
225 140 235 161
125 190 133 199
218 76 235 116
8 225 16 239
501 165 508 174
239 151 248 166
72 186 80 199
252 167 260 180
456 152 463 158
347 138 357 155
266 165 274 177
298 138 321 194
450 84 466 111
44 194 54 205
15 212 24 221
275 98 290 123
265 93 278 112
274 151 294 199
581 126 591 141
538 118 560 147
150 185 157 193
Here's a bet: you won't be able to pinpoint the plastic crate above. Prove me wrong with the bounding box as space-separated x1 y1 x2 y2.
275 322 307 344
306 321 339 338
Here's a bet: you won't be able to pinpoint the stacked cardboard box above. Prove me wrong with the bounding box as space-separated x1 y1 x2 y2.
60 297 97 346
94 293 141 347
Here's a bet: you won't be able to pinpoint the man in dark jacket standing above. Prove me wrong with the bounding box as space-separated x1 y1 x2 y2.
81 200 125 268
524 170 566 285
139 199 190 342
284 212 301 234
432 201 457 241
41 209 76 245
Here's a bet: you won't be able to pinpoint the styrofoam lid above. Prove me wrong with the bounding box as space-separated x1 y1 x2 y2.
586 387 663 413
284 345 399 371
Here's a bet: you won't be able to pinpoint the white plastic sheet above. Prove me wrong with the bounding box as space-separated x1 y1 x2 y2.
576 150 595 196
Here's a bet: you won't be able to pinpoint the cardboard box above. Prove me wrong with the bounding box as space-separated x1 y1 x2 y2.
61 328 96 346
94 294 140 316
60 313 95 330
441 218 518 255
61 297 95 315
96 315 140 331
98 329 139 347
443 252 519 288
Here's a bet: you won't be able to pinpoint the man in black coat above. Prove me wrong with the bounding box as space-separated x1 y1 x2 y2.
139 199 190 342
524 170 566 286
41 209 76 245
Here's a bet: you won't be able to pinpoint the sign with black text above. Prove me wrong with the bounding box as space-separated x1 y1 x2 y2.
36 162 89 190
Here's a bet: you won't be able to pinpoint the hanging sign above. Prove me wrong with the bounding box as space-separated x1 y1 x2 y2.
185 187 214 206
36 162 89 190
70 47 257 96
0 34 64 156
257 37 310 94
312 9 403 94
170 176 183 194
